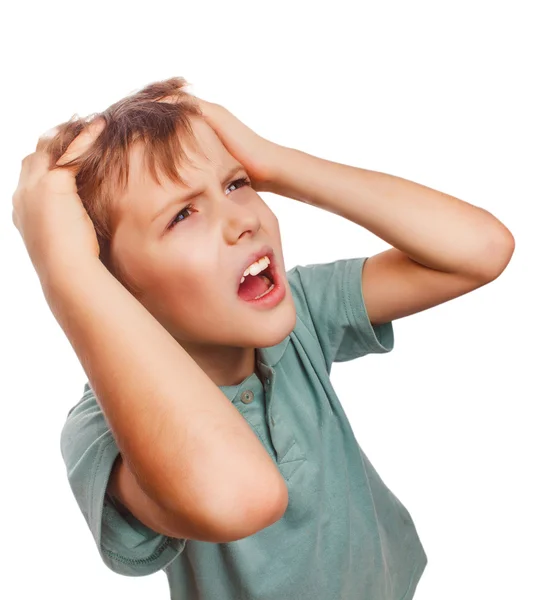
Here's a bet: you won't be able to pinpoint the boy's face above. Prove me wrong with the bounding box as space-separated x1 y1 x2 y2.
110 116 296 353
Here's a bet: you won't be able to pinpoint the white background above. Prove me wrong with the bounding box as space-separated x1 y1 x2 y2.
1 1 556 598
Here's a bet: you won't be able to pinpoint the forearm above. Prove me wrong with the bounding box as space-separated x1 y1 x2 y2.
266 146 514 278
43 259 285 525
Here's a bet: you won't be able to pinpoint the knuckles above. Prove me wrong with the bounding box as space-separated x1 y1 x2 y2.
15 164 74 198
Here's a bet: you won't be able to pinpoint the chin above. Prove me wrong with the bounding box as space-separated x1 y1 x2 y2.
248 301 297 348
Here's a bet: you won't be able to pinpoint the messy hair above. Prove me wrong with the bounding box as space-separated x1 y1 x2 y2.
45 77 205 295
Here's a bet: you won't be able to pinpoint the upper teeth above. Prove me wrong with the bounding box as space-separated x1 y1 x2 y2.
240 255 270 283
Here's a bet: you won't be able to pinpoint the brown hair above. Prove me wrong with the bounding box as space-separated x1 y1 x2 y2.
45 77 205 295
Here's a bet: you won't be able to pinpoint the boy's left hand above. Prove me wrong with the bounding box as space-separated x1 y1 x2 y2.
193 97 283 192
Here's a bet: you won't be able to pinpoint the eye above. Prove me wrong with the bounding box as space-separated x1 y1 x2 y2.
225 176 251 195
168 177 252 230
168 202 195 230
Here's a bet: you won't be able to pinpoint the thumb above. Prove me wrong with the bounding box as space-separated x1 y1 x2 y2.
193 97 225 128
56 117 106 169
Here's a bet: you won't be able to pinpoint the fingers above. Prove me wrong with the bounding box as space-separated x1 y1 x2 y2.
18 125 62 189
23 126 61 181
36 126 60 153
15 117 104 198
191 96 220 120
192 96 211 110
56 117 106 167
17 150 51 190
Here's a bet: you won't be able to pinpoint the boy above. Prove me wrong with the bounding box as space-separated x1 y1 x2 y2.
12 77 514 599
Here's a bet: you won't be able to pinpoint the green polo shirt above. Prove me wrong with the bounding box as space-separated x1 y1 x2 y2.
60 256 427 599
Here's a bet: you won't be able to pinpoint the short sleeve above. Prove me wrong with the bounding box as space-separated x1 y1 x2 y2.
59 383 186 576
287 256 394 373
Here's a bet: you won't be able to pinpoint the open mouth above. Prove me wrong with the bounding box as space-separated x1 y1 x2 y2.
237 256 277 301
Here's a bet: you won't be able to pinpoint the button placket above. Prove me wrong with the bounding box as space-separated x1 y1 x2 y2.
254 357 307 480
261 369 275 421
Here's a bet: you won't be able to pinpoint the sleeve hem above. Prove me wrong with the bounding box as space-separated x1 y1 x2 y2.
343 257 395 354
90 436 186 576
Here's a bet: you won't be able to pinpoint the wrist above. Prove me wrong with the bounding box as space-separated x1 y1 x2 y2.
262 145 303 198
260 144 294 195
38 255 104 303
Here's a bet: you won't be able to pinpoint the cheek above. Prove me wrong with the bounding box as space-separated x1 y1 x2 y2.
157 262 219 308
259 204 279 231
266 214 283 245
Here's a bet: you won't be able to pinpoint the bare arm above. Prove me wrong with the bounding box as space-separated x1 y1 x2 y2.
106 454 279 543
46 259 288 542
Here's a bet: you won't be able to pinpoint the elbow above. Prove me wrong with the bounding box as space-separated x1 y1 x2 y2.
198 473 289 543
477 227 516 281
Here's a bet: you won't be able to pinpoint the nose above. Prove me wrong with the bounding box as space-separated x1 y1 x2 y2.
216 188 261 244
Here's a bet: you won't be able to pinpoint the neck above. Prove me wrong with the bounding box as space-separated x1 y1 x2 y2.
177 341 258 387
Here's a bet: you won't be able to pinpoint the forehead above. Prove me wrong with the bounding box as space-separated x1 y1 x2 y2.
113 117 232 228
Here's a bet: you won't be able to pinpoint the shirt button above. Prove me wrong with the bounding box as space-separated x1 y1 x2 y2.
265 378 270 386
241 390 254 404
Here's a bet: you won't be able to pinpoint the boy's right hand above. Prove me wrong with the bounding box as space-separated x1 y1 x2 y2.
12 119 105 285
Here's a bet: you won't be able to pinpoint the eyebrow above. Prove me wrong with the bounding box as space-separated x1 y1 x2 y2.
151 164 247 225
